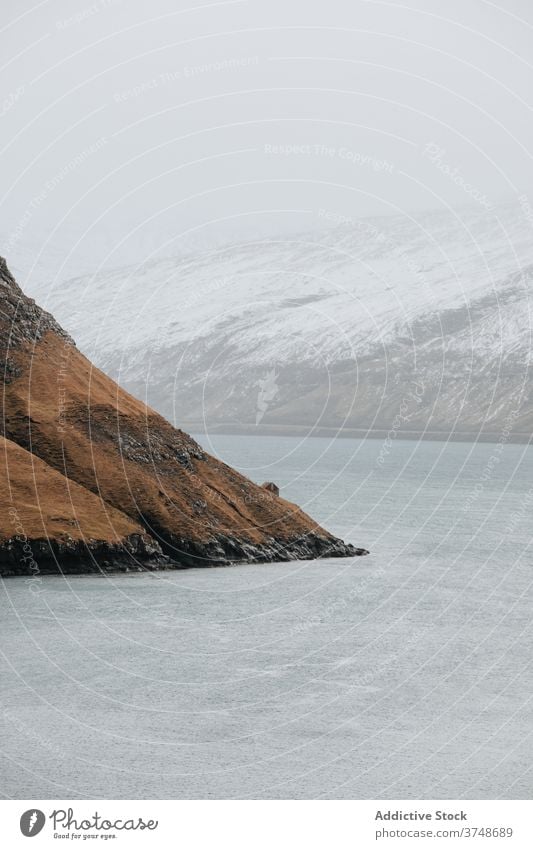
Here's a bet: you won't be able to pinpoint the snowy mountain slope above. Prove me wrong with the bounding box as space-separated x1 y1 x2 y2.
26 201 533 440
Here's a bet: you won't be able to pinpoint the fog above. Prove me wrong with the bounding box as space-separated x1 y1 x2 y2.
1 0 532 280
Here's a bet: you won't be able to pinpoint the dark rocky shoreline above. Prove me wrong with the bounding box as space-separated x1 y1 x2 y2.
0 532 368 577
0 533 171 577
160 531 368 569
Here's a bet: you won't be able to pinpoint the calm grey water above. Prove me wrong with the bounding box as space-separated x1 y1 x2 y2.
1 435 532 799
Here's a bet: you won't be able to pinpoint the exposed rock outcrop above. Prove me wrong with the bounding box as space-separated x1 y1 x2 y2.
262 481 280 496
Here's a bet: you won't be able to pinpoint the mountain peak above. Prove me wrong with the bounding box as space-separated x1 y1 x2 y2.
0 255 16 287
0 256 74 372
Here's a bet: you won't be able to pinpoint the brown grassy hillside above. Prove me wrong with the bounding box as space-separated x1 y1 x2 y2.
0 434 168 574
0 257 366 572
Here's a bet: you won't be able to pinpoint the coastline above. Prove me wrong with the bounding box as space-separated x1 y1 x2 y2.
185 422 533 445
0 532 367 578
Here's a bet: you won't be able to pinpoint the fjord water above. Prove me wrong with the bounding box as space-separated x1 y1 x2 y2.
1 435 531 799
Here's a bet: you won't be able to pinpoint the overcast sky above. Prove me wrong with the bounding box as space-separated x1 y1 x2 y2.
1 0 532 280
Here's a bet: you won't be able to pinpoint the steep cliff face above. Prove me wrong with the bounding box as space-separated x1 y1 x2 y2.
0 257 366 575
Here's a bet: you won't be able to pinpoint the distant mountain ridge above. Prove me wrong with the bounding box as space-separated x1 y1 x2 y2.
25 201 533 441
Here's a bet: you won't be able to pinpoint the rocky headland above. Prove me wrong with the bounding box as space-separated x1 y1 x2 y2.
0 257 367 576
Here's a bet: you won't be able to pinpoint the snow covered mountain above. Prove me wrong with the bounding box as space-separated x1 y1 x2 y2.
26 201 533 441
